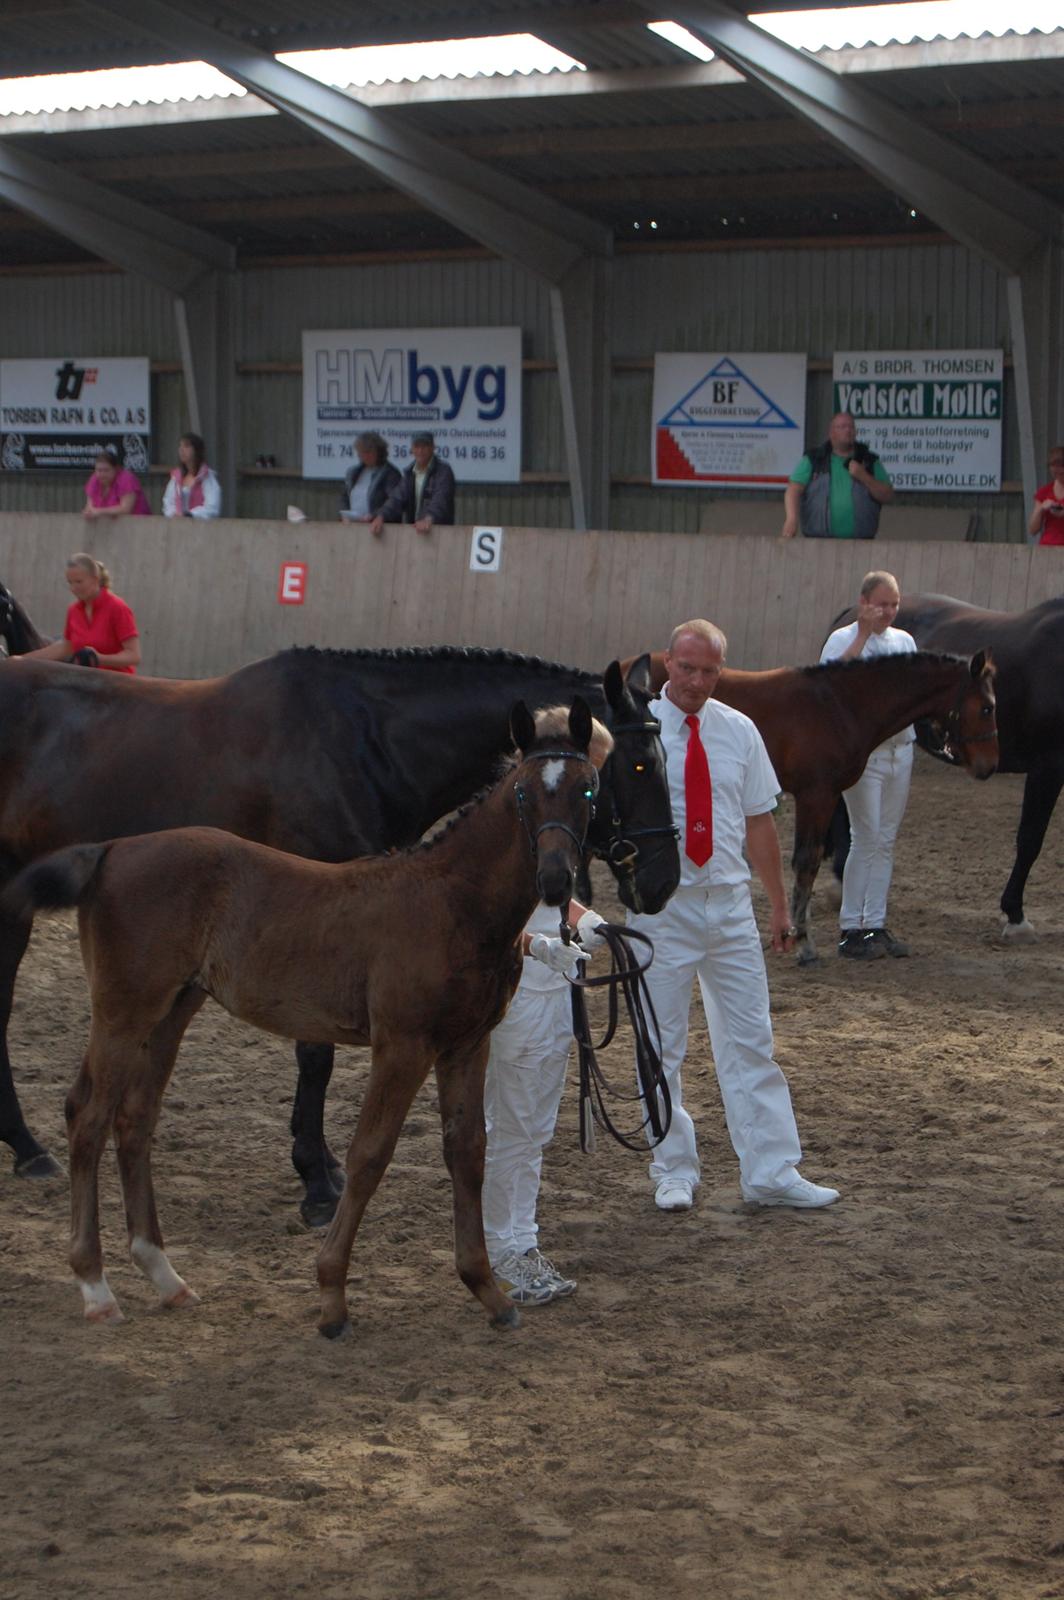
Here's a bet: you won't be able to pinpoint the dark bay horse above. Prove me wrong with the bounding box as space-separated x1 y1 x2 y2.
5 701 599 1335
622 649 997 962
832 593 1063 939
0 646 678 1217
0 580 49 656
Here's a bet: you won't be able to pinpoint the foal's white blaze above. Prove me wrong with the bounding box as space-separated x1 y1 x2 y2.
541 758 565 792
131 1237 198 1307
80 1275 123 1323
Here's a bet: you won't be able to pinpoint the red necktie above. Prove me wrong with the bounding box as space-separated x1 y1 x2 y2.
683 714 713 867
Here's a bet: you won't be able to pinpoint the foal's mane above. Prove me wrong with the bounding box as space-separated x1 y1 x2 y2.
801 650 966 679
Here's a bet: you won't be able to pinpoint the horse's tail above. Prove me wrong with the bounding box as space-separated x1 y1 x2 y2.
3 843 112 922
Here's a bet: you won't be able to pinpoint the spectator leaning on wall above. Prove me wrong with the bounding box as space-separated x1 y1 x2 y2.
781 412 894 540
369 431 457 537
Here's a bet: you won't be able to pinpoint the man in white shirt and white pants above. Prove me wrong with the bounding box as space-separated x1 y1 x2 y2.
820 570 917 961
628 619 839 1214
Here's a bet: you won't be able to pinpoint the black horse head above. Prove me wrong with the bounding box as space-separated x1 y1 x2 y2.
0 580 49 657
593 655 680 915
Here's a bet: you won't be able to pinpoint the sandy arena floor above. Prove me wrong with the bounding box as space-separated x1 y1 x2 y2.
3 755 1064 1600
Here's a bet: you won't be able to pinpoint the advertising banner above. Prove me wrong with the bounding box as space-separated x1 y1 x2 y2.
832 350 1003 492
0 357 150 472
302 327 522 482
652 352 807 488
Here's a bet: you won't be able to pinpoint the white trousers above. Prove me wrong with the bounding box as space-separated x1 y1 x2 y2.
628 882 802 1194
840 741 913 931
481 982 573 1263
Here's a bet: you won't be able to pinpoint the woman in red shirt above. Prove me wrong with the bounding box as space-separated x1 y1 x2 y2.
18 554 141 674
1028 446 1064 546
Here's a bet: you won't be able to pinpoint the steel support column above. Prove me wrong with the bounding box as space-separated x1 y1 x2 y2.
93 0 614 528
1008 242 1064 533
551 257 614 530
174 272 239 513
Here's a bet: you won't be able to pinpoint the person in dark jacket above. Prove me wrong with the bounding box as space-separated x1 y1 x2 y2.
339 431 401 522
370 430 457 537
781 412 894 540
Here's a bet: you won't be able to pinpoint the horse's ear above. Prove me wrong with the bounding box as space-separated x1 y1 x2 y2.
969 648 987 678
569 695 593 752
622 652 652 698
603 658 624 709
510 700 537 754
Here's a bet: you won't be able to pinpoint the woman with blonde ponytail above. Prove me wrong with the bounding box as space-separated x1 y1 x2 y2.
16 553 141 673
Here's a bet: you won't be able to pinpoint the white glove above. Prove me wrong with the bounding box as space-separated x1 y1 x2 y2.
576 909 609 953
527 934 584 979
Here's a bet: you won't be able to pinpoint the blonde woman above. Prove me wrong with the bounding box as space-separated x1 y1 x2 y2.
17 554 141 674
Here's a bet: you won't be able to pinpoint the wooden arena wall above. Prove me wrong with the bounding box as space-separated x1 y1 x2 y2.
3 514 1062 679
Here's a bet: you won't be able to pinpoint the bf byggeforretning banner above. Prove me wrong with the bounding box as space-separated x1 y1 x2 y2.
302 327 522 483
0 357 150 473
833 350 1003 492
652 353 807 489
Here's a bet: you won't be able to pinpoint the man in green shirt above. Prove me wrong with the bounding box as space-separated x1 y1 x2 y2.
781 411 894 539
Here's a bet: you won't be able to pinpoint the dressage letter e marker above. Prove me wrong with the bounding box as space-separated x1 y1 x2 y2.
470 526 503 573
278 561 307 605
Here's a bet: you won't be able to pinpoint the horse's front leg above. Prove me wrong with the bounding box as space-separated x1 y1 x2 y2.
292 1041 343 1228
316 1038 434 1340
790 792 836 967
435 1041 517 1330
1000 758 1064 940
0 907 63 1177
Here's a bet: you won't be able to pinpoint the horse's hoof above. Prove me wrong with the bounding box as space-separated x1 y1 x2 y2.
14 1150 64 1180
300 1196 338 1230
796 947 821 968
84 1301 124 1326
491 1303 521 1331
1001 917 1037 944
162 1284 200 1311
318 1318 352 1342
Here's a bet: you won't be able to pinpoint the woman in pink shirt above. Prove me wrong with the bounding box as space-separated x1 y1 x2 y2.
83 448 151 520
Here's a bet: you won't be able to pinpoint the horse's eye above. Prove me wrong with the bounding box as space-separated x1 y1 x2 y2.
633 762 646 774
982 706 992 716
583 786 595 799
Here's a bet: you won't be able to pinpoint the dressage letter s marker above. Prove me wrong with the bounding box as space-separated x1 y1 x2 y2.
278 561 307 605
470 527 503 574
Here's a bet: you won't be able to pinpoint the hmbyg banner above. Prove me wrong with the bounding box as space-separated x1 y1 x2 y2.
302 327 522 483
0 356 150 473
652 352 807 488
832 350 1003 492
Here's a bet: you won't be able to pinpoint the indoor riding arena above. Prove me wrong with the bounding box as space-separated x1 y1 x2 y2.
2 3 1064 1599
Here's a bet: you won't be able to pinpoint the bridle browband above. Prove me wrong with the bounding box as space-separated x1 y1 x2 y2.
514 749 599 857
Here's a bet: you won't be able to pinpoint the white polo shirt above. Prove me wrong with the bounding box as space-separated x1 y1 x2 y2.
820 622 918 750
652 688 781 890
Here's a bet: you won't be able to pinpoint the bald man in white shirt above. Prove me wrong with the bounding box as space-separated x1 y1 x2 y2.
628 619 840 1213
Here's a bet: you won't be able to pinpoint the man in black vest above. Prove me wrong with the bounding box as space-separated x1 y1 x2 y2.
781 412 894 540
370 430 457 537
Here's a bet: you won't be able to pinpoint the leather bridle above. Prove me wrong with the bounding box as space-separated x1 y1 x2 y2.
591 716 679 889
513 749 599 858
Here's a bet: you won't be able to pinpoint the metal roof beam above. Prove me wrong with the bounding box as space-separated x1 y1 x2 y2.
0 140 233 293
661 0 1063 275
89 0 611 285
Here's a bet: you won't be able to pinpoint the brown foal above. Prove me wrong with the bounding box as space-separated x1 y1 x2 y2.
5 699 598 1338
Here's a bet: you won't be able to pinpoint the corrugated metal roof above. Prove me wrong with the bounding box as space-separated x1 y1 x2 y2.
0 26 1061 269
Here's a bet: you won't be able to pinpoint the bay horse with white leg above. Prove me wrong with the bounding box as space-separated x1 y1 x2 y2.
3 700 600 1335
621 649 998 963
829 593 1064 941
0 646 677 1218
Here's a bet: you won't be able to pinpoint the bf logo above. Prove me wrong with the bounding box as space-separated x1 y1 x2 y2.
470 526 503 574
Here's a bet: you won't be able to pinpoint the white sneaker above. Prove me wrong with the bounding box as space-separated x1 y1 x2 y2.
654 1178 694 1212
523 1248 577 1298
492 1251 558 1306
742 1175 840 1209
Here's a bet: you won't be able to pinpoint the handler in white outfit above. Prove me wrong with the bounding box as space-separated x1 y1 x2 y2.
820 570 916 960
482 708 612 1306
628 619 840 1214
